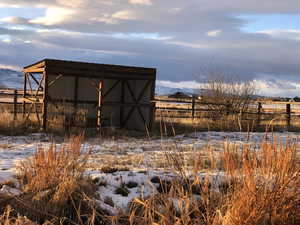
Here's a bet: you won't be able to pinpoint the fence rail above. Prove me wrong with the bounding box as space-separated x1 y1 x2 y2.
154 96 300 128
0 89 43 119
0 89 299 129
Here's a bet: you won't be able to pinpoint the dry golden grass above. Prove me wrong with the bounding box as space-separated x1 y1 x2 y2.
0 205 38 225
18 134 88 193
114 139 300 225
0 110 28 135
0 134 107 225
0 133 299 224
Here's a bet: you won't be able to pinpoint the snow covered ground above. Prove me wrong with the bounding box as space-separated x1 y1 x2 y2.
0 131 299 213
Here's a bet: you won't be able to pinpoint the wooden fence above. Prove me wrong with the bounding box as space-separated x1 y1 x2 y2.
0 89 43 119
155 96 300 128
0 89 299 129
0 89 23 120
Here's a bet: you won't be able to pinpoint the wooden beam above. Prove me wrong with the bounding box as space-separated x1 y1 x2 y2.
124 80 146 125
35 103 41 126
34 73 45 96
22 73 27 117
48 74 63 88
25 102 34 123
125 80 137 102
137 80 152 102
101 102 152 107
23 97 42 103
27 74 34 96
46 68 155 80
23 68 45 73
103 80 121 99
120 80 125 127
24 60 45 69
149 75 156 130
42 71 48 131
49 98 98 105
97 80 104 127
29 73 42 89
74 76 79 110
13 90 17 121
122 106 135 127
45 59 156 75
89 78 101 92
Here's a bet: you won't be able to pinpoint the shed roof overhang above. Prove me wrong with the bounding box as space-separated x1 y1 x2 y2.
23 59 156 78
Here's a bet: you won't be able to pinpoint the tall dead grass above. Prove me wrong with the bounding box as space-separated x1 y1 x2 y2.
18 134 88 193
0 110 28 135
0 134 299 225
118 139 300 225
1 134 106 225
220 140 300 225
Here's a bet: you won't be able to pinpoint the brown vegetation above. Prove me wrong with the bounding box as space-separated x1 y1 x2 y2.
0 133 299 225
0 134 106 225
115 139 300 225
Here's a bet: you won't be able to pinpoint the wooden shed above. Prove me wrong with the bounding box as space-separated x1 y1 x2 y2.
22 59 156 131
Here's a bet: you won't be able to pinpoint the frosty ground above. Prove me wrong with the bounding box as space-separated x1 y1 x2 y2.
0 131 299 215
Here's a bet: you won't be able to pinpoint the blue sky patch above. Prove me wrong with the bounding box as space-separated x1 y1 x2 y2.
0 6 45 19
237 14 300 33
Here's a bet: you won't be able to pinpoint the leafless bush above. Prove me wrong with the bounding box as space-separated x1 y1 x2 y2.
200 75 256 117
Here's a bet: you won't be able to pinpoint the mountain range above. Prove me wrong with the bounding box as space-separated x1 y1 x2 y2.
0 68 196 95
0 69 23 89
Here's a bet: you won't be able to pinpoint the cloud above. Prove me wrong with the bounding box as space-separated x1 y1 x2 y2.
112 10 137 20
0 63 21 70
207 30 222 37
129 0 152 5
157 80 200 89
1 0 300 97
29 7 74 25
0 16 29 24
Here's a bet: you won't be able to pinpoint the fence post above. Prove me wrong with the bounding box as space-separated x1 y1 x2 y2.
286 103 291 129
191 95 195 119
226 103 230 115
257 102 262 127
13 90 17 121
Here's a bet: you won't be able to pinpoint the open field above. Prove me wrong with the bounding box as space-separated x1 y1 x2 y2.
0 131 299 224
0 92 299 224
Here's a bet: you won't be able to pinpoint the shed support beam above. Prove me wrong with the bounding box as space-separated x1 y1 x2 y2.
42 71 48 131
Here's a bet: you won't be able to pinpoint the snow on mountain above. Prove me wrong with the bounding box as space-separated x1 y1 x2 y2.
0 69 23 89
155 85 198 96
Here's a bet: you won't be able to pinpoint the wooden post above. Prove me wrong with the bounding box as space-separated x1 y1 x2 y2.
13 90 17 121
120 80 125 127
286 103 291 129
42 71 48 131
97 80 104 128
257 102 262 126
74 76 78 110
226 103 230 115
22 73 27 117
191 95 195 119
149 77 156 131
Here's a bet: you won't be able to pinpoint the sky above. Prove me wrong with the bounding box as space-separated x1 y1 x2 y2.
0 0 300 97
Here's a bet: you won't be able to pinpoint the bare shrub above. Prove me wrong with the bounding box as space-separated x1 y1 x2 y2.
200 75 256 118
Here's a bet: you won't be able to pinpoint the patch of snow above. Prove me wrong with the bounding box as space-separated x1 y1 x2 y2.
0 131 299 213
0 185 22 196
